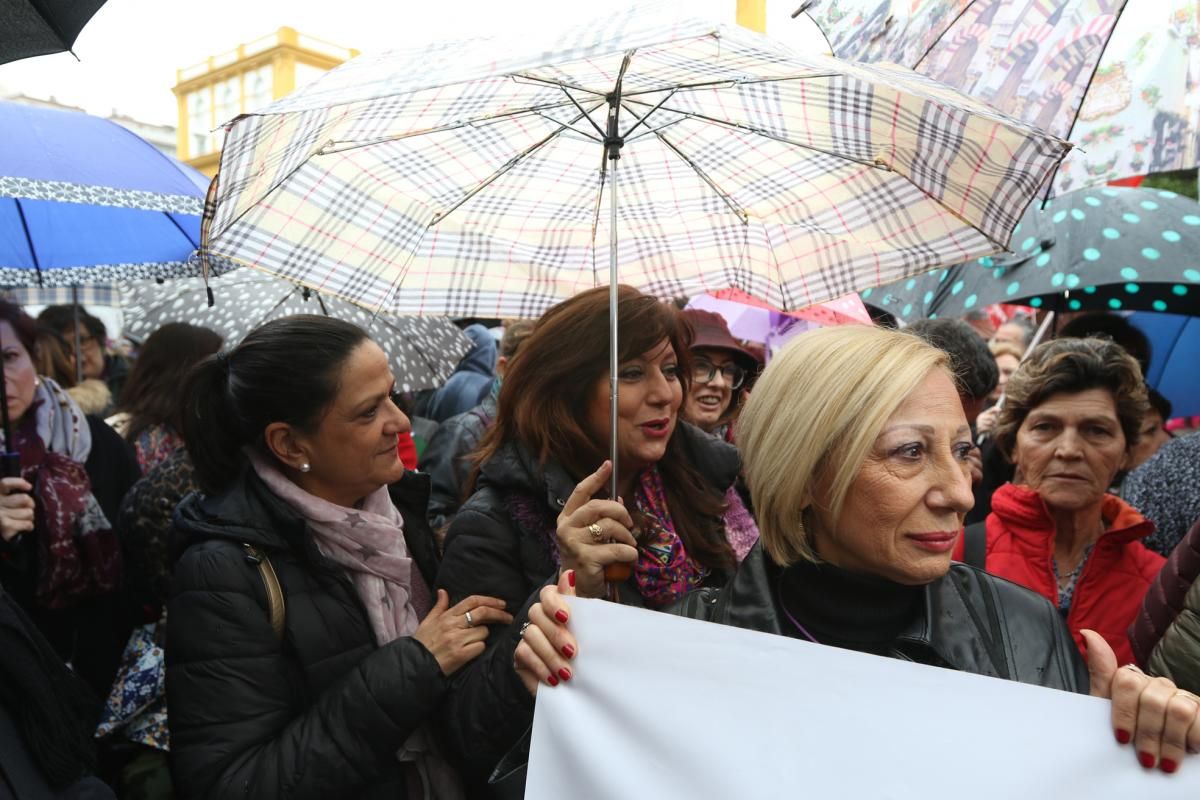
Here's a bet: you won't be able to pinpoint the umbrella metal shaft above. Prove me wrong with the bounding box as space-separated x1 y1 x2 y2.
609 154 619 500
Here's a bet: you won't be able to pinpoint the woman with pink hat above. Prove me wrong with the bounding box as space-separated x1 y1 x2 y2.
679 309 761 442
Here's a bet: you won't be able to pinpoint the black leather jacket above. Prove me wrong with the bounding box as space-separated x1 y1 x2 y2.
674 545 1089 692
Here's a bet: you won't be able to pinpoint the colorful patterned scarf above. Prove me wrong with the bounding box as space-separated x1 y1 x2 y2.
10 395 121 610
633 468 709 608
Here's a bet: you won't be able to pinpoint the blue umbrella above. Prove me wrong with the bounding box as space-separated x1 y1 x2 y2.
0 100 206 287
0 101 208 467
1129 312 1200 418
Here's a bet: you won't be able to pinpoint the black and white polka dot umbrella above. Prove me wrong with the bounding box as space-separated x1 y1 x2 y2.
121 272 472 392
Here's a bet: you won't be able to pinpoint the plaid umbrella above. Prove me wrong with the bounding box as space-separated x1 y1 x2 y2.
202 2 1068 496
802 0 1200 197
862 185 1200 319
201 3 1069 319
121 273 472 392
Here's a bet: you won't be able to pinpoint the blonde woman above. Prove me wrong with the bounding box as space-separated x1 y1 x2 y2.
520 326 1200 775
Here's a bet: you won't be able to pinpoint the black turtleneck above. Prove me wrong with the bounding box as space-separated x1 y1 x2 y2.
775 557 924 656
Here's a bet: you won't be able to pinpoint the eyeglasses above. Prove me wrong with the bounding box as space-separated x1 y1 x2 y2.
692 358 746 390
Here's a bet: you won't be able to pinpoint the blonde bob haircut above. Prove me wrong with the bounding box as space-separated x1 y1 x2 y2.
738 325 950 567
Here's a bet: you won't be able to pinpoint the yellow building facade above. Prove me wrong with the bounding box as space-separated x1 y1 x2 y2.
172 27 357 176
174 6 768 177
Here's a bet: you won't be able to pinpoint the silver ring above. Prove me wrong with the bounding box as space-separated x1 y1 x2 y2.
587 522 604 542
1120 663 1145 675
465 610 475 628
519 621 532 638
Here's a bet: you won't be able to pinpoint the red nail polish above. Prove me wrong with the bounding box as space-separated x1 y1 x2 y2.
555 609 569 624
567 570 576 588
562 643 575 658
1138 751 1155 769
547 674 559 687
1115 729 1131 745
1160 758 1178 774
558 667 572 682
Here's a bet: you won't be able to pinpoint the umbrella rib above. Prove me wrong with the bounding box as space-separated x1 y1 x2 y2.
431 100 604 225
12 199 44 286
650 106 885 169
511 73 610 100
913 2 980 68
1037 0 1132 205
623 116 687 145
619 72 844 99
618 89 679 139
556 86 608 139
649 130 747 223
317 98 581 153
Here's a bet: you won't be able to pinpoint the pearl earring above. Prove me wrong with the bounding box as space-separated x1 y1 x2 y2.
300 463 311 473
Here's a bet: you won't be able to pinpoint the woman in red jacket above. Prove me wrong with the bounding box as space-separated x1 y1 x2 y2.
961 337 1164 664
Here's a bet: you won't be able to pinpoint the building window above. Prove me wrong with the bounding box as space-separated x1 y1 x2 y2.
215 77 240 127
244 64 273 112
187 89 213 157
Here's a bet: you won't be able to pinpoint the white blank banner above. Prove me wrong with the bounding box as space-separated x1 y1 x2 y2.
526 598 1199 798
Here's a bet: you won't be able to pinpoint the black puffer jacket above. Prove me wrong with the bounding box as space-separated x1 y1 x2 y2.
675 544 1089 692
435 422 741 792
166 467 446 800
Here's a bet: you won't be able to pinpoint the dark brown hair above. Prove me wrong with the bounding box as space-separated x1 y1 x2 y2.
119 322 223 444
0 300 38 356
474 285 733 571
181 315 368 494
993 336 1149 461
34 327 77 387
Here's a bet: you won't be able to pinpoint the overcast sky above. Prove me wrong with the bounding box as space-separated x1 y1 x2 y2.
0 0 827 126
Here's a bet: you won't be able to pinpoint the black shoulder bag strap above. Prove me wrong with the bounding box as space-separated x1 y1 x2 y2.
962 521 987 570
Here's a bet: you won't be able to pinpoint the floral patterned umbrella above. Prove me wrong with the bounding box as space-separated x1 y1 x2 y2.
801 0 1200 196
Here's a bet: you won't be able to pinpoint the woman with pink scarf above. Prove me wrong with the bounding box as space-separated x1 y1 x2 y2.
166 316 511 800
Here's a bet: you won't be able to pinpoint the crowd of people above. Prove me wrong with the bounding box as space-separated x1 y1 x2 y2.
0 289 1197 798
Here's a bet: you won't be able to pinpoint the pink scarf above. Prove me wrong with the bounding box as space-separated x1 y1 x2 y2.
248 452 430 646
248 454 457 799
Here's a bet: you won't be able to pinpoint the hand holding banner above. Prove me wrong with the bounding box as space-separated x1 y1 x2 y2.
527 598 1199 799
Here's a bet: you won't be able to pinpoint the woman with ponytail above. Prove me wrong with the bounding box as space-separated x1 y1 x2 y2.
166 315 511 800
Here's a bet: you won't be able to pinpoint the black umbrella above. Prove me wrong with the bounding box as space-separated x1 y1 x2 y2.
0 0 107 65
863 186 1200 321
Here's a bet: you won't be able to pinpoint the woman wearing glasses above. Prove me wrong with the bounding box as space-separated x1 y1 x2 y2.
678 309 759 441
678 309 761 562
435 286 750 792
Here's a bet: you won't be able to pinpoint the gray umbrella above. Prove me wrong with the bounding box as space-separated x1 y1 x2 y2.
121 272 472 392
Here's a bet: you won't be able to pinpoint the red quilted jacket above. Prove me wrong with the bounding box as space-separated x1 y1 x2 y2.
953 483 1164 664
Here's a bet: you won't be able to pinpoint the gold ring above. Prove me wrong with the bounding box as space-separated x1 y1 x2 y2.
1174 690 1200 704
588 522 605 542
